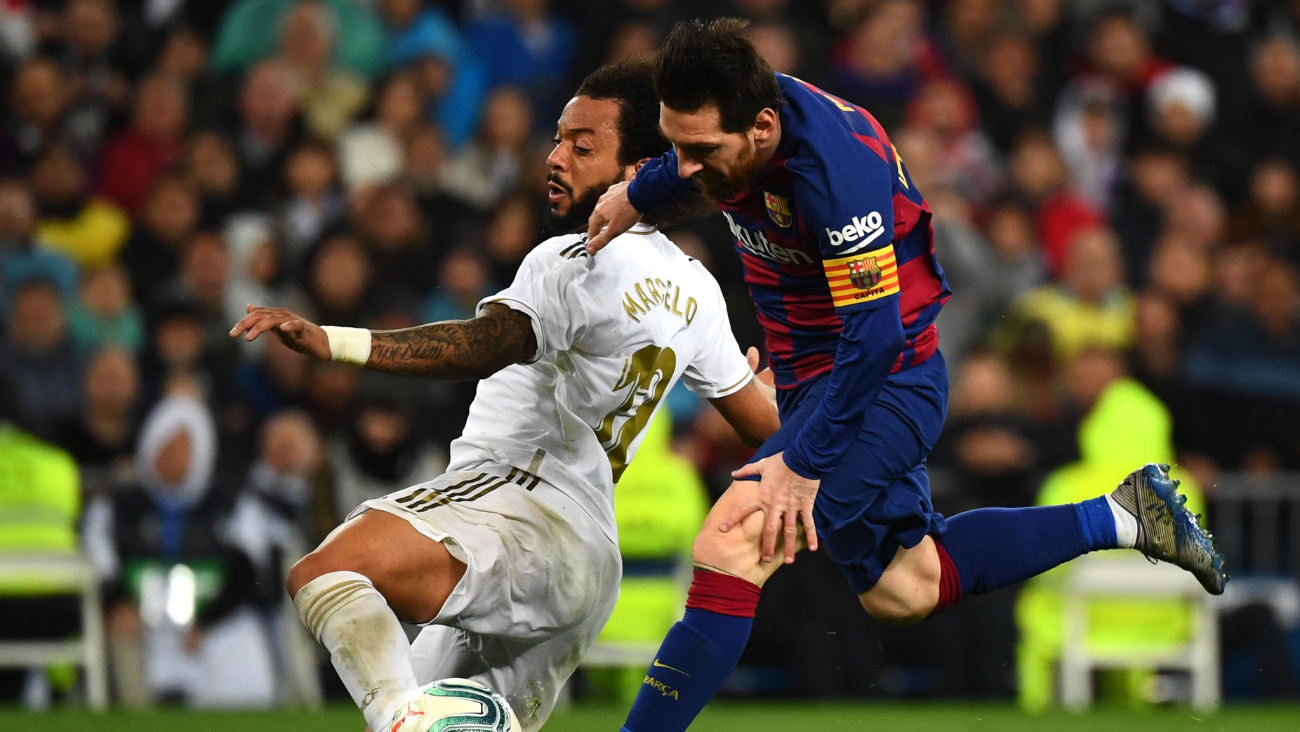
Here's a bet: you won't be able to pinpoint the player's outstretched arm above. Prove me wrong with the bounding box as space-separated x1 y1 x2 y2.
365 304 537 379
230 303 537 380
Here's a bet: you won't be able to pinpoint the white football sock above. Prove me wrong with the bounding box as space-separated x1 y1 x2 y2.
294 571 418 731
1105 494 1139 549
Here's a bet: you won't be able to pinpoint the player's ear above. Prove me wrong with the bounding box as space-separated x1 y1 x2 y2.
752 108 778 143
628 158 653 179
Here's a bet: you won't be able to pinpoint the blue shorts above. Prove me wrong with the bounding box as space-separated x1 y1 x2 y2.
747 351 949 594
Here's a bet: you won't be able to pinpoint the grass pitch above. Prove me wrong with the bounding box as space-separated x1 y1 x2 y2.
3 702 1300 732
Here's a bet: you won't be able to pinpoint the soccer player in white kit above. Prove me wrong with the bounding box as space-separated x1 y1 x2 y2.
230 59 780 732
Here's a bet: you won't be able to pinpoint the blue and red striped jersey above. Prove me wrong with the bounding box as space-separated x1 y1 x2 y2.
629 74 951 390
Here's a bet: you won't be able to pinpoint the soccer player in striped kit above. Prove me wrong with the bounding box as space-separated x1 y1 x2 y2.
584 19 1226 732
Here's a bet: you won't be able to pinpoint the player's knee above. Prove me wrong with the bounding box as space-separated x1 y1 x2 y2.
691 521 767 587
859 553 941 626
859 591 930 626
286 550 337 600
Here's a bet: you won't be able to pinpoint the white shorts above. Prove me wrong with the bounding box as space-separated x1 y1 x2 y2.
351 461 622 731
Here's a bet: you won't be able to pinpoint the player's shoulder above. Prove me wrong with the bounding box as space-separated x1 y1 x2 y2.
604 226 713 281
776 73 889 164
526 233 592 265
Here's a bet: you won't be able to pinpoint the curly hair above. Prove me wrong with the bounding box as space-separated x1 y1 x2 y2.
575 56 671 167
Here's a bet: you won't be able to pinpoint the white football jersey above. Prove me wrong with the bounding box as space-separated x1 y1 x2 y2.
448 223 752 541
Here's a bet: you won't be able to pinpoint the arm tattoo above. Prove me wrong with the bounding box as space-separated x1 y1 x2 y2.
365 303 537 380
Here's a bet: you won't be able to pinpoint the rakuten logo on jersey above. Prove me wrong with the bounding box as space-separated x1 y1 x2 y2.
826 211 886 254
723 212 814 265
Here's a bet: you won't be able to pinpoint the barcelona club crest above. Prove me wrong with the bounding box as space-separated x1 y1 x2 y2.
763 192 792 228
848 257 882 290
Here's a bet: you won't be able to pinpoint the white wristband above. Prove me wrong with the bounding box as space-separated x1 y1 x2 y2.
322 326 372 366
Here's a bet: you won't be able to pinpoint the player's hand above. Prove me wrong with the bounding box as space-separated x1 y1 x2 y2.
723 451 820 564
229 304 332 361
585 181 641 254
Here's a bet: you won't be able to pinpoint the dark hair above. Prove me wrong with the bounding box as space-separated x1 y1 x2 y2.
576 56 671 167
654 18 785 133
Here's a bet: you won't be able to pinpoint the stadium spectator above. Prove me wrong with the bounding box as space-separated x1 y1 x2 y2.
1183 256 1300 469
222 216 289 327
1077 10 1172 104
1109 143 1191 285
48 0 132 156
51 347 141 495
355 182 437 296
327 393 446 522
29 144 130 270
210 0 386 80
0 58 73 173
0 276 83 436
930 352 1043 513
118 175 199 308
907 77 1001 203
440 85 534 211
974 31 1044 154
275 1 369 141
464 0 578 124
745 23 801 76
337 72 425 192
232 60 303 207
1052 79 1124 213
305 232 373 327
1241 36 1300 166
0 177 80 302
183 131 248 229
86 393 275 708
827 0 947 130
1007 227 1134 366
481 193 538 285
94 74 189 217
66 262 144 354
234 333 312 422
228 410 324 603
165 231 233 342
381 0 487 147
423 246 495 324
1005 130 1105 275
1231 158 1300 262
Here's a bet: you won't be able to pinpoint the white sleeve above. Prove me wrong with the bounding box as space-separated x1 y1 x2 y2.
681 283 754 400
478 246 591 363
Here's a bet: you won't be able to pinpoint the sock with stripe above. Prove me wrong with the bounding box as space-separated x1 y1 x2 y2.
621 569 760 732
931 498 1118 614
293 571 418 731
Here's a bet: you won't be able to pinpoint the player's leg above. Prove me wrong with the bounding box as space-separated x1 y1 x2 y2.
286 509 467 731
861 463 1227 622
621 480 797 732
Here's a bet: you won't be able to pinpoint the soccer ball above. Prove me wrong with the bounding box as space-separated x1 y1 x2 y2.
387 678 520 732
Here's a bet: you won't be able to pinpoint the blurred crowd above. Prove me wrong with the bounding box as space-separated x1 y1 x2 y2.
2 0 1300 708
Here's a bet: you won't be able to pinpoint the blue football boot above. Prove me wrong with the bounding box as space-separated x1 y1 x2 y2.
1109 463 1227 595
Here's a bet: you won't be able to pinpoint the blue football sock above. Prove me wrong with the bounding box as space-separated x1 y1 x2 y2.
938 497 1117 596
620 571 759 732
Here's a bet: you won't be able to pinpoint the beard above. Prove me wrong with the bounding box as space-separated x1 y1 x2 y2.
543 171 625 234
692 139 762 202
